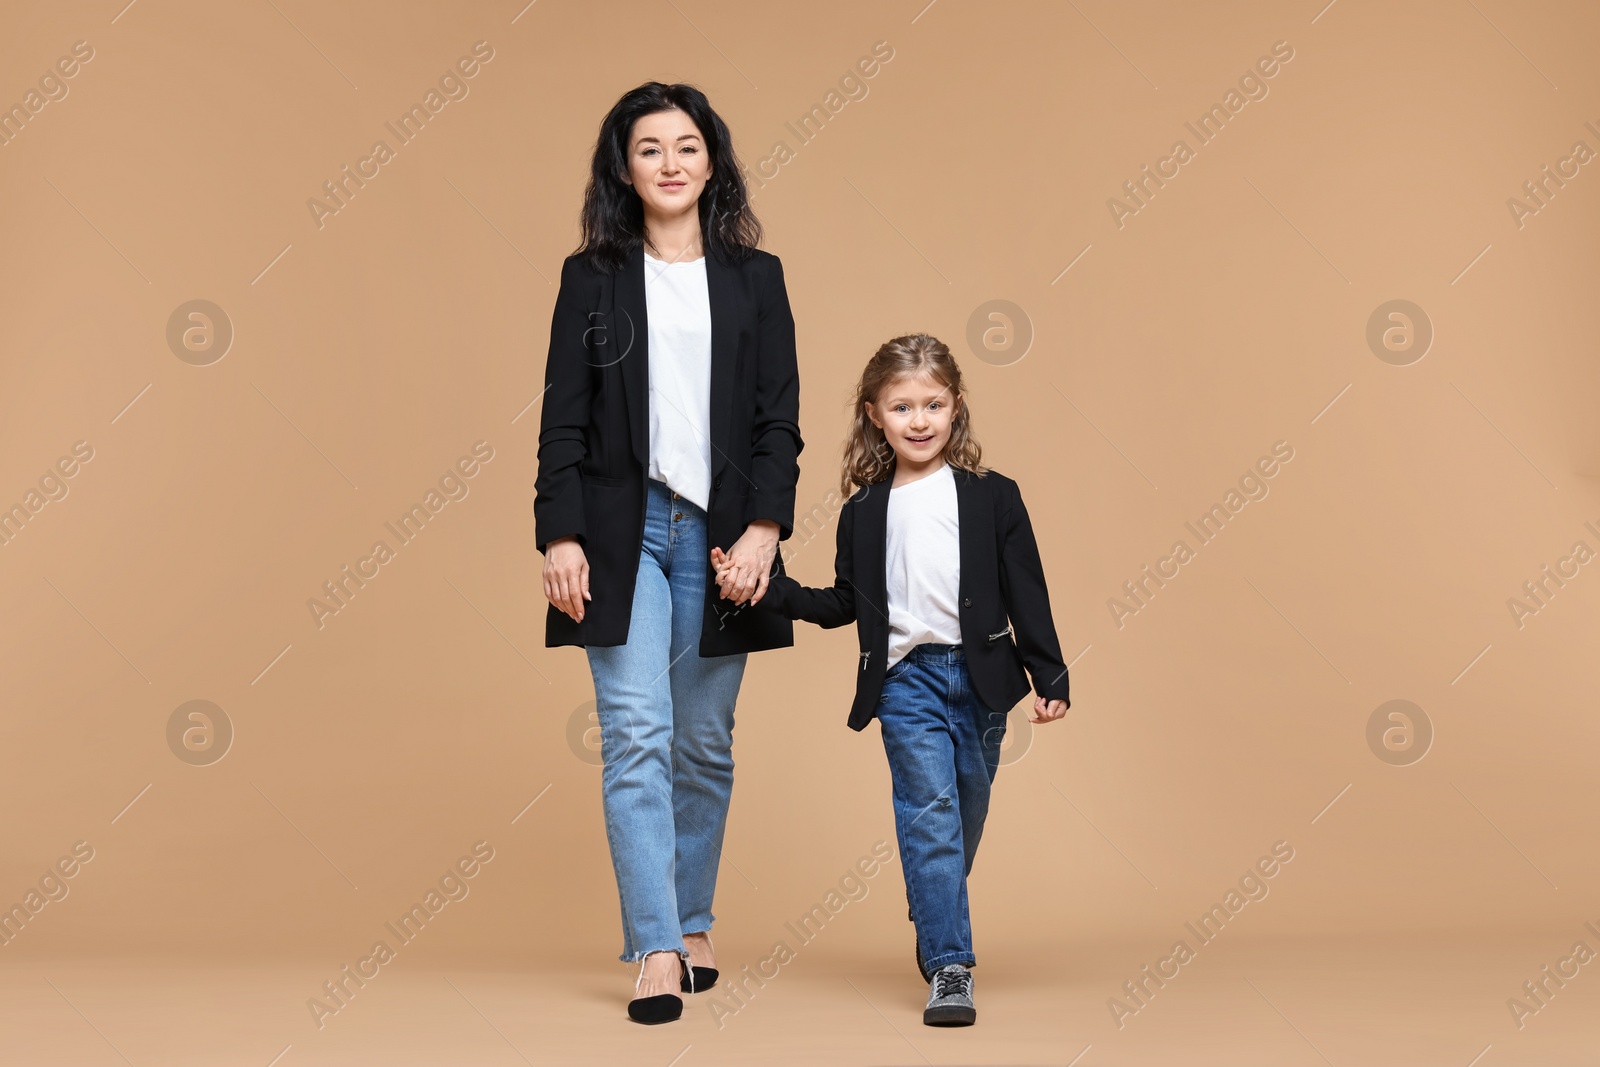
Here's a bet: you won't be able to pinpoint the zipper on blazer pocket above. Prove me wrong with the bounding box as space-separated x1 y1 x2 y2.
860 650 871 670
987 624 1013 642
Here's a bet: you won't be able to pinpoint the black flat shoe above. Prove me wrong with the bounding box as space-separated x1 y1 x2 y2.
681 933 718 993
681 966 718 993
627 992 682 1024
628 954 684 1024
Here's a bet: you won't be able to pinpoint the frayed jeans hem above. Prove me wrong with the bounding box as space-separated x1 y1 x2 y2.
619 946 691 965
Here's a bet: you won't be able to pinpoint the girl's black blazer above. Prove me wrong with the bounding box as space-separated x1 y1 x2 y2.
764 465 1071 731
534 245 803 656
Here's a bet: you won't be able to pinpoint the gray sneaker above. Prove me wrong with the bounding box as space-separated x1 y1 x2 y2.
924 963 976 1026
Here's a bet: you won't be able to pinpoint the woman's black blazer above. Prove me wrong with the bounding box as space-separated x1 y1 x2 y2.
764 465 1071 731
534 244 803 656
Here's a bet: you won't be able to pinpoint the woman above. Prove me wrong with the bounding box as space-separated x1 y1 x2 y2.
534 82 803 1024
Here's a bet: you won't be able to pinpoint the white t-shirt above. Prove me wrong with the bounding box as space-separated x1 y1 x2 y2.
884 462 963 669
644 252 713 512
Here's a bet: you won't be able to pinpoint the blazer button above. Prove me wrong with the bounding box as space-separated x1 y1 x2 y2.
713 475 723 490
962 597 972 608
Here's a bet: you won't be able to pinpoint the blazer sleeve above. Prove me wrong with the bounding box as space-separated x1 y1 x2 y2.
747 255 804 540
763 498 857 629
998 478 1071 706
533 256 594 553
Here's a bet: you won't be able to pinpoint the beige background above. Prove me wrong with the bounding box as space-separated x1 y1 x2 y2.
2 0 1598 1063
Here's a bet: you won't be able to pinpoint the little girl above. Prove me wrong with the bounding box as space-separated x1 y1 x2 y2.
712 332 1071 1026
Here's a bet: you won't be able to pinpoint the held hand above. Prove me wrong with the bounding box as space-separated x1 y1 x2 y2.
708 545 756 592
543 535 591 623
1031 696 1068 724
710 520 779 606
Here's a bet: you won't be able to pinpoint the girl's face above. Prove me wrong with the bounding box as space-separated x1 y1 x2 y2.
867 370 961 467
623 108 713 227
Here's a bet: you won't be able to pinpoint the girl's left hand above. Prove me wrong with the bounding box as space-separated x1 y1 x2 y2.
1031 697 1068 724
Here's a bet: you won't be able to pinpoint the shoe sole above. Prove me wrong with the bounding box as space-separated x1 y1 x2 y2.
923 1006 976 1026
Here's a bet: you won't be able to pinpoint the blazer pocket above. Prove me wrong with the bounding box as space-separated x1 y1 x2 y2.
584 473 625 487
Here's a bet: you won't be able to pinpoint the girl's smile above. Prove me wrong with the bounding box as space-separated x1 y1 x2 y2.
867 370 961 483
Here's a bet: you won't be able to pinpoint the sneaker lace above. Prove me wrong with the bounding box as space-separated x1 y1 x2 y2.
934 967 970 998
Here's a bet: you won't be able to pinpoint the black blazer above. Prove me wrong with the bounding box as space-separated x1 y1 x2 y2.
534 244 803 656
764 464 1071 731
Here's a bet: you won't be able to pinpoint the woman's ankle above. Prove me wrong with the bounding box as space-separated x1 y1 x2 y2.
683 931 715 966
634 950 683 995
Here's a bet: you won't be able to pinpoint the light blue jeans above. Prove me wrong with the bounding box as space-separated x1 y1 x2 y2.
586 478 749 963
878 642 1007 971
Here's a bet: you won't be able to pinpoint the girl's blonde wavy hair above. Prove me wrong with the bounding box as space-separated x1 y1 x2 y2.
840 332 985 498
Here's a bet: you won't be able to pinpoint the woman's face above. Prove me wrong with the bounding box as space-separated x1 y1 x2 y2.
624 108 713 223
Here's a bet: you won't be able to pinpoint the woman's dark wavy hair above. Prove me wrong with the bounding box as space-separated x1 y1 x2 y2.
576 82 761 272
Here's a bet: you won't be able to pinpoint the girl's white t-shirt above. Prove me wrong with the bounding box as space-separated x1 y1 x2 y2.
884 462 963 669
644 251 713 512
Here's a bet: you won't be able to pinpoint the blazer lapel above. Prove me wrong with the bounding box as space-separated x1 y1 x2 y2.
616 244 649 468
856 472 894 627
704 252 735 480
618 245 735 479
954 467 982 608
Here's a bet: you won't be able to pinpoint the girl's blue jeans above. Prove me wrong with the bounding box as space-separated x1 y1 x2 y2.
585 478 748 963
878 642 1007 971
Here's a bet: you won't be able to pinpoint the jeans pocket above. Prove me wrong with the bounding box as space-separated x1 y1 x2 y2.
881 658 909 693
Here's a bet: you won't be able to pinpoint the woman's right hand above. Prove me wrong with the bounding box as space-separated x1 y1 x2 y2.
543 535 591 622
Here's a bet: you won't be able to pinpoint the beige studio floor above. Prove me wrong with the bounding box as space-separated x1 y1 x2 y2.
5 938 1600 1065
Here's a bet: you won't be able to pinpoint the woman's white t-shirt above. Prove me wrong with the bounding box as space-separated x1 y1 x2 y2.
884 462 963 668
644 251 713 512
